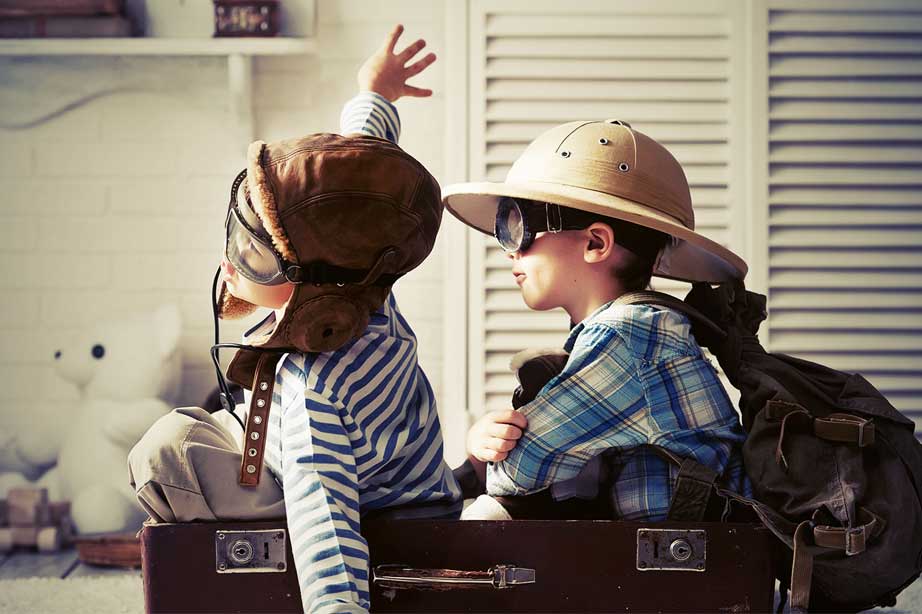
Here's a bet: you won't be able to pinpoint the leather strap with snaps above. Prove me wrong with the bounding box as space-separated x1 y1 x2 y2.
238 351 282 486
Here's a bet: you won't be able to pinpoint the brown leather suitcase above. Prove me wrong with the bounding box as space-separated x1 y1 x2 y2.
141 519 776 613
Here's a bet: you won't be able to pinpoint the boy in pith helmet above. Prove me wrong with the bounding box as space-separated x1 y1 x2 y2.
446 119 751 520
128 26 460 614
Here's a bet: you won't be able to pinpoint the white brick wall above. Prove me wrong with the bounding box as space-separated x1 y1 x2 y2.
0 1 460 451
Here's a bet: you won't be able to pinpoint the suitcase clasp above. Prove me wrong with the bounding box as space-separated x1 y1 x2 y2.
636 528 707 572
215 529 288 574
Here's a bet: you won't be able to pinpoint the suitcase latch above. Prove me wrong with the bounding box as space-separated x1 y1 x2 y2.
636 529 706 572
215 529 288 574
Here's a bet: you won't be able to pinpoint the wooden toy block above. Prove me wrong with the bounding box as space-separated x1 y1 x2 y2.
8 488 49 526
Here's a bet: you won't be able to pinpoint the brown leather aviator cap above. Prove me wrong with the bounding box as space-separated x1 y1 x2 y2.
219 133 442 387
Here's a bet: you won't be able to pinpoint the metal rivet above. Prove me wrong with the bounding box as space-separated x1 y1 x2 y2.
618 162 630 172
217 533 225 540
259 382 268 391
251 432 260 440
256 399 265 408
277 563 285 571
218 563 226 571
248 448 258 457
560 151 571 158
253 415 263 425
246 464 256 474
598 138 609 145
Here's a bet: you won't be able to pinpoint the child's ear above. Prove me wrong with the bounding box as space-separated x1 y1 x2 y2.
584 222 614 264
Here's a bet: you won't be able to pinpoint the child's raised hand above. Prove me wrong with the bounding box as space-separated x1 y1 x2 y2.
357 24 436 102
466 410 528 463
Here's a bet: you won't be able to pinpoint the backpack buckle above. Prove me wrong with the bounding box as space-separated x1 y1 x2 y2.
845 525 867 556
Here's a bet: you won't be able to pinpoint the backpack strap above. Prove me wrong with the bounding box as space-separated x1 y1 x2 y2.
649 446 721 522
615 290 727 344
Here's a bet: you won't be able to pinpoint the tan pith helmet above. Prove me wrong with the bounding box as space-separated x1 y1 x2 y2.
442 120 747 283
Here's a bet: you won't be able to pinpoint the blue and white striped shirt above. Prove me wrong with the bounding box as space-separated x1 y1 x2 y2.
243 92 460 614
487 301 751 521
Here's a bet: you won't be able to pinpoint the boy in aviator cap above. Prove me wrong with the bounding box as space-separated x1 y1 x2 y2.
445 120 751 520
129 26 460 614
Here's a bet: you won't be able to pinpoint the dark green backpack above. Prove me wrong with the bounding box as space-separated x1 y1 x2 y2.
619 282 922 613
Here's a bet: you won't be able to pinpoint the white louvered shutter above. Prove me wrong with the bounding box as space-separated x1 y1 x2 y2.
467 0 748 416
764 0 922 432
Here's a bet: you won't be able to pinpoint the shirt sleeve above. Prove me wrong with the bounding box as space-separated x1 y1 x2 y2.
339 91 401 144
487 322 649 496
281 387 369 614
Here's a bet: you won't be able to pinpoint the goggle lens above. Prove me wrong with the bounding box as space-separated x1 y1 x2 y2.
225 209 285 284
495 197 526 252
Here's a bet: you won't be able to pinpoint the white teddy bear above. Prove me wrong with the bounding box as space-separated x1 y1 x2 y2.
0 304 182 534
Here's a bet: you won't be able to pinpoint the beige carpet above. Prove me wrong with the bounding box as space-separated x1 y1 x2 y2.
0 576 144 614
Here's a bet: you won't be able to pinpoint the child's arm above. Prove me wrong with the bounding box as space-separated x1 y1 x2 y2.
487 325 648 497
340 24 436 142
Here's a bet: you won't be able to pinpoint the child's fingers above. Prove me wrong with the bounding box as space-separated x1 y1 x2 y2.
397 38 427 63
476 449 508 463
493 409 528 429
487 423 522 440
404 52 436 78
401 85 433 98
487 437 517 453
384 24 404 53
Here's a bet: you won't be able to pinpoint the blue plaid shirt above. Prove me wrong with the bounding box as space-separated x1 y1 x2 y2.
487 301 751 521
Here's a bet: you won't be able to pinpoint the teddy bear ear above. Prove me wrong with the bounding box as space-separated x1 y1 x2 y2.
153 304 182 358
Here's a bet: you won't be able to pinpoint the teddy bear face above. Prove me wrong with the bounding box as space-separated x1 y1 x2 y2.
52 305 182 402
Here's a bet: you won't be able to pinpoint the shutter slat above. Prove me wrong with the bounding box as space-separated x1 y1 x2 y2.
487 37 731 59
770 248 922 268
770 99 922 120
487 15 730 37
769 34 922 55
770 228 922 247
487 100 730 122
770 311 922 330
770 290 922 309
768 12 922 34
769 187 922 206
770 331 922 351
486 58 729 80
770 207 922 225
487 80 729 102
770 144 922 164
770 122 922 142
770 270 922 288
769 166 922 186
769 56 922 77
770 79 922 99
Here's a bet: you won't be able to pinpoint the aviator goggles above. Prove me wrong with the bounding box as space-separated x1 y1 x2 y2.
224 169 297 286
495 197 602 253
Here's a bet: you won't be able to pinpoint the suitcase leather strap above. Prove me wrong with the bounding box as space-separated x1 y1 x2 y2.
238 351 282 486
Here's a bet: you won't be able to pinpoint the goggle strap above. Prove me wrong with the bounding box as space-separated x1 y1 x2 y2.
292 259 402 288
546 203 563 233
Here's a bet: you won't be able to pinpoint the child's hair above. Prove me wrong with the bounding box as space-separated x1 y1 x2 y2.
562 206 670 292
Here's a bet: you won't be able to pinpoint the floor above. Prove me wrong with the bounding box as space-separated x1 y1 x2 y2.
0 547 144 614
